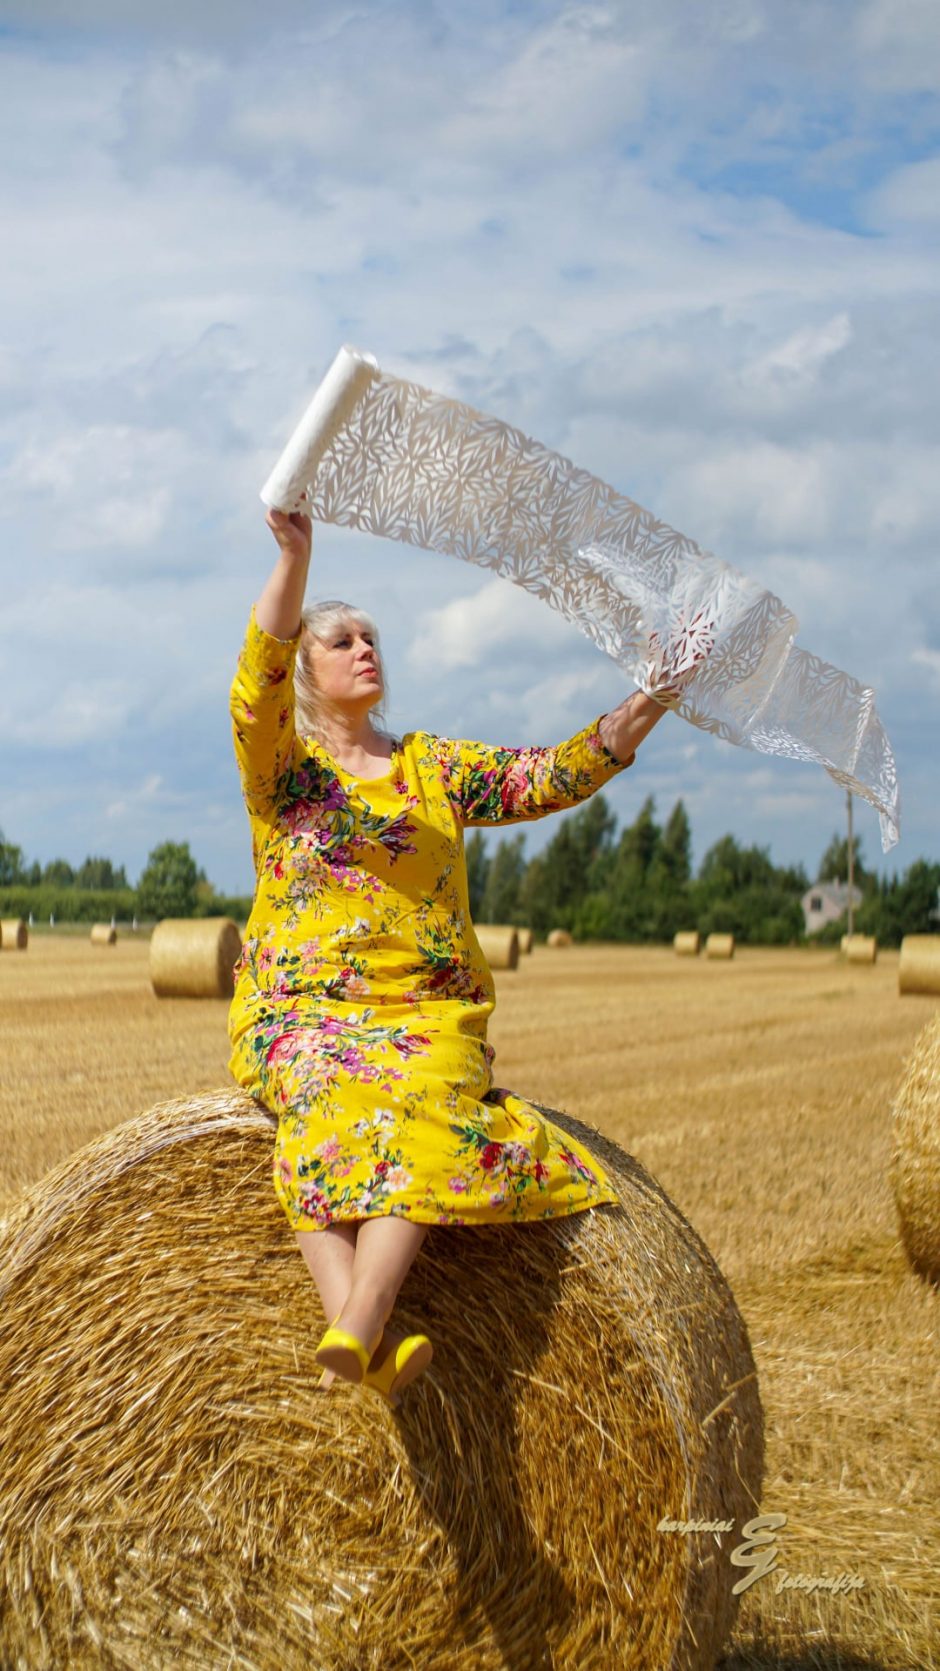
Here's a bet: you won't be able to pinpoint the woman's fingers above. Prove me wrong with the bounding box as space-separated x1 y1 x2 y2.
265 505 312 559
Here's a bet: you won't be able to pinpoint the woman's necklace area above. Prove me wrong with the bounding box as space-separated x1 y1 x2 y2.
327 734 400 782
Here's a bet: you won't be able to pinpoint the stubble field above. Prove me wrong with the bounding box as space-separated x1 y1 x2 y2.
0 936 937 1669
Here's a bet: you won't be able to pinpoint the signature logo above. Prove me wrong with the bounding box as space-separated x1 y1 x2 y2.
657 1512 865 1597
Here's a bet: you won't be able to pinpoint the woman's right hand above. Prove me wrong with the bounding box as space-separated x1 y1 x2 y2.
266 505 312 564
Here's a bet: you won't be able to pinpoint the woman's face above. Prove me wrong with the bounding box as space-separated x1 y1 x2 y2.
306 618 384 711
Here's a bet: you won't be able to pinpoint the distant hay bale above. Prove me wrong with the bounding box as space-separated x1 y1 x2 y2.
150 917 242 998
0 1087 763 1670
890 1013 940 1285
705 933 734 960
90 924 117 946
547 928 573 948
474 924 519 970
0 919 27 951
517 926 534 955
899 935 940 996
840 934 849 953
674 931 701 957
845 934 877 965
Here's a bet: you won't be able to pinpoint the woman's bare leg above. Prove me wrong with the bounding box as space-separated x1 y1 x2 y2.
296 1216 429 1386
296 1223 358 1322
336 1216 429 1367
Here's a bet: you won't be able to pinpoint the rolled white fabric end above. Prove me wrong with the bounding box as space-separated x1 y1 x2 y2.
259 345 379 512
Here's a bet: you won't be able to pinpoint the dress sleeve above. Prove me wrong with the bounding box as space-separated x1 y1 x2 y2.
230 606 304 839
432 717 635 828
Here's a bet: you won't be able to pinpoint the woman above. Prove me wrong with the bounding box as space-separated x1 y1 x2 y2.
228 506 680 1407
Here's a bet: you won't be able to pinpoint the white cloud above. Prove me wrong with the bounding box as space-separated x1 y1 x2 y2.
867 156 940 228
105 774 164 820
0 2 936 887
742 313 853 389
855 0 940 90
407 576 579 673
911 647 940 688
442 7 648 162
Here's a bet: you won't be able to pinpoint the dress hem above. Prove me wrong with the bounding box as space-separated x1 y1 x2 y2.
284 1189 623 1232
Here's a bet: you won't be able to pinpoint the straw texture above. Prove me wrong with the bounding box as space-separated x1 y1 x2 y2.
547 929 573 948
90 924 118 946
0 1086 763 1671
517 927 534 955
0 918 28 951
845 934 877 965
890 1013 940 1286
149 917 242 998
705 934 734 960
673 933 701 957
898 935 940 996
474 925 519 970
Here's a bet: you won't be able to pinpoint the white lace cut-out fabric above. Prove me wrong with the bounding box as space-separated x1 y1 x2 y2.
260 347 900 850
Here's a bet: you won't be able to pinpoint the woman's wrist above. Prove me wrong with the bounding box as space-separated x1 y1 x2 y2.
599 690 668 762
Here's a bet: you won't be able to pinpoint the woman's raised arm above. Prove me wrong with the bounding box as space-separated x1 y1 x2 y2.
255 508 313 639
229 510 314 864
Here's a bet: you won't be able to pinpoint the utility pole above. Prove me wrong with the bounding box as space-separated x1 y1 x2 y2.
846 789 855 936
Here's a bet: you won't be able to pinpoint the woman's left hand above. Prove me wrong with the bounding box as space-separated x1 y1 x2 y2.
642 610 716 708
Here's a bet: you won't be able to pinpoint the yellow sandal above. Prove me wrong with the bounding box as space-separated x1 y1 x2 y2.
314 1314 378 1385
363 1333 433 1407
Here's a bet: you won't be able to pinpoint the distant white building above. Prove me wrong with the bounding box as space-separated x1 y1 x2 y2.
801 880 863 936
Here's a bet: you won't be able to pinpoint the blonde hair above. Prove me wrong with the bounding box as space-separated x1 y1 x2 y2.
294 600 393 748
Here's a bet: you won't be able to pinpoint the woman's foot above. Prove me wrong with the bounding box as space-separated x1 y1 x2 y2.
315 1297 388 1389
317 1322 405 1392
363 1329 433 1406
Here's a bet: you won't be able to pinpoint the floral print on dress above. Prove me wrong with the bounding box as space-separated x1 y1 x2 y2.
228 605 629 1230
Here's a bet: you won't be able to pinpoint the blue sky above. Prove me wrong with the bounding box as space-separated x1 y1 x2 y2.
1 0 938 893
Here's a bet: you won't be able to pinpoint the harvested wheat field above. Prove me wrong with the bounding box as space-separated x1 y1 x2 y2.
1 936 937 1669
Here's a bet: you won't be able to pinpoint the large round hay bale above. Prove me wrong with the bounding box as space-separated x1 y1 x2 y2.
517 926 534 955
891 1014 940 1285
474 924 519 970
674 931 701 957
90 923 118 946
547 928 573 948
899 935 940 996
149 917 242 998
0 918 27 951
705 933 734 960
845 934 877 965
0 1087 763 1671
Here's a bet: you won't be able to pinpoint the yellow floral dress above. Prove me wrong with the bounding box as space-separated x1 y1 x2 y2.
228 607 632 1232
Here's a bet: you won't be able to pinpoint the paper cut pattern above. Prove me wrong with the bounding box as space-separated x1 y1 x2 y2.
265 353 899 849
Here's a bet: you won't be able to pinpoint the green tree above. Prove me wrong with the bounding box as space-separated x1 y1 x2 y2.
644 799 693 938
892 860 940 938
76 855 128 890
464 830 490 920
617 795 660 874
42 858 75 887
693 834 803 944
0 831 26 886
817 831 873 892
527 825 584 942
567 795 617 889
480 833 526 923
136 841 201 919
603 796 662 940
518 852 550 934
658 800 692 886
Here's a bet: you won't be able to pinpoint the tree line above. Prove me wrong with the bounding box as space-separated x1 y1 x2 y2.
0 835 248 924
466 796 939 948
1 808 937 944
